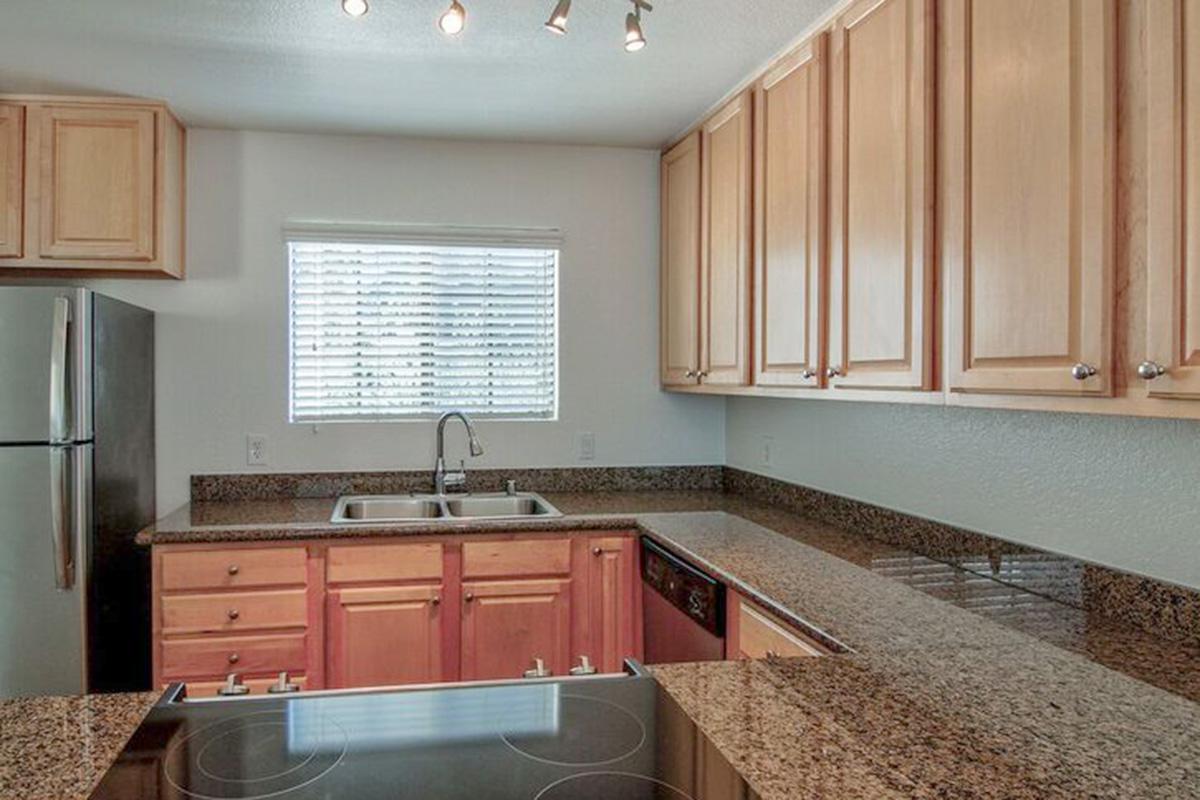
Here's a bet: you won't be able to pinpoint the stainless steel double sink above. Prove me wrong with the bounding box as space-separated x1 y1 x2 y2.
330 491 562 524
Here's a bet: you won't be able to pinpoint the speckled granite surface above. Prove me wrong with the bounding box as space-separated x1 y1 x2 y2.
0 692 158 800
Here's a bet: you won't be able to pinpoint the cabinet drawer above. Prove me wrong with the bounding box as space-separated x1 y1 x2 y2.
161 590 307 635
327 543 443 584
462 539 571 578
161 633 306 679
159 547 307 591
738 602 826 659
175 675 309 698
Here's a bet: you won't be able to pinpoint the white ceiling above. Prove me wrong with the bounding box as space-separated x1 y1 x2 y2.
0 0 835 148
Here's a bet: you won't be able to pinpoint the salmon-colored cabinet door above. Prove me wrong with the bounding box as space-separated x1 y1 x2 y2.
326 584 444 689
584 536 640 674
661 132 703 386
0 103 22 259
941 0 1115 396
461 579 571 681
828 0 934 391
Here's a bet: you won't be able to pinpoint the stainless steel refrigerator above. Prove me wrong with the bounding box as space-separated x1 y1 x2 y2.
0 287 154 698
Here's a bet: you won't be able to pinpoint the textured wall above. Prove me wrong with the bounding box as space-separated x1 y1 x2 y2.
79 129 726 511
725 396 1200 590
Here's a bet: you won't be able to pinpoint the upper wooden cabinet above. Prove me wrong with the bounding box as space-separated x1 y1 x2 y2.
0 95 184 278
700 92 753 387
661 132 703 386
0 103 22 259
827 0 935 391
1144 0 1200 399
941 0 1116 396
754 35 828 389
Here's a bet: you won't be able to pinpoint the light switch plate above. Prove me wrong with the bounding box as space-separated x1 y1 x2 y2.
246 434 268 466
578 432 596 461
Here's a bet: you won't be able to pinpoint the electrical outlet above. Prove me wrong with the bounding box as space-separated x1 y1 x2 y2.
246 434 268 466
760 435 774 467
578 432 596 461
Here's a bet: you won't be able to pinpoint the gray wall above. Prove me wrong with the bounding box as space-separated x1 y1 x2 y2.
725 397 1200 590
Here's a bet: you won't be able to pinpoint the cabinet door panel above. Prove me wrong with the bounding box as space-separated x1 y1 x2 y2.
829 0 934 390
461 579 570 681
943 0 1114 395
36 105 156 260
755 36 828 388
327 584 443 689
0 103 21 258
1146 0 1200 398
661 132 702 385
701 93 752 386
585 536 639 673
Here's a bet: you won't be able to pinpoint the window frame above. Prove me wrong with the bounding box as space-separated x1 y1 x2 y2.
284 223 562 424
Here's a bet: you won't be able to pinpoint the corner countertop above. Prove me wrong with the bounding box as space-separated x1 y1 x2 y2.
10 491 1200 799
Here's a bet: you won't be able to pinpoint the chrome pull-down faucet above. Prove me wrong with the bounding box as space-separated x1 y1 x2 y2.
433 411 484 494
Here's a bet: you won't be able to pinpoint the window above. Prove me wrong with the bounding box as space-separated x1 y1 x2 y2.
287 228 558 422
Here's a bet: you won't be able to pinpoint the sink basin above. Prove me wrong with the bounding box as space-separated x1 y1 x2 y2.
331 491 561 524
445 494 558 519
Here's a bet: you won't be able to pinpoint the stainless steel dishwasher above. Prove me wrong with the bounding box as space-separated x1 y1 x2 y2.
641 537 726 663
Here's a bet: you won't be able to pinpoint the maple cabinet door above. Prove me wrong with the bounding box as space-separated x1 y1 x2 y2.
942 0 1115 396
460 579 571 681
34 105 156 261
700 92 753 387
754 35 828 389
828 0 934 391
326 584 443 689
661 132 703 386
0 103 22 259
584 536 640 673
1144 0 1200 399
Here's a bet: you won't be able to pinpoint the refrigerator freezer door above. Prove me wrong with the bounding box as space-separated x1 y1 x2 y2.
0 444 89 698
0 287 92 443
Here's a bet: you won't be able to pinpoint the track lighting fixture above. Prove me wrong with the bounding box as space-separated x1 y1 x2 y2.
341 0 368 17
544 0 571 35
624 1 648 52
438 0 467 35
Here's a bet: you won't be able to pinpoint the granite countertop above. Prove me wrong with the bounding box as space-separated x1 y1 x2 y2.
11 491 1200 799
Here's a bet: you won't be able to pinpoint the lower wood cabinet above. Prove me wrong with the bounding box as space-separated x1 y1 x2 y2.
152 531 643 693
726 592 827 660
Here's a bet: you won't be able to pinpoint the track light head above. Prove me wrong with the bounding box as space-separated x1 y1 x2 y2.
624 7 647 52
544 0 571 34
341 0 368 17
439 0 467 35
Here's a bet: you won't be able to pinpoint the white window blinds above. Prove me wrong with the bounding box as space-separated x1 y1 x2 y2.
288 236 558 422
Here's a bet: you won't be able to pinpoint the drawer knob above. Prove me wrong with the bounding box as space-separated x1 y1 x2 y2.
227 653 239 664
592 546 603 556
826 366 842 379
431 595 441 606
801 368 817 380
1137 361 1167 380
1070 363 1097 380
227 564 240 576
227 609 240 621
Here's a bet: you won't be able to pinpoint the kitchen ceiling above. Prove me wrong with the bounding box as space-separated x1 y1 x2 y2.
0 0 836 148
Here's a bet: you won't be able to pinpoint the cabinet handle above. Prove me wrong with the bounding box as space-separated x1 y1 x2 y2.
592 546 603 556
684 369 697 378
430 595 441 606
826 366 842 379
698 371 710 379
464 592 474 603
227 609 240 621
1137 361 1167 380
1070 363 1097 380
765 649 779 659
801 368 816 380
227 653 239 664
227 564 239 576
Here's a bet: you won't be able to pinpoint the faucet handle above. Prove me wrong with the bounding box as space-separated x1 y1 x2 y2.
506 479 517 496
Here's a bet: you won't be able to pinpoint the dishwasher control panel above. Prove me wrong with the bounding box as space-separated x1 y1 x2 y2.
641 537 725 637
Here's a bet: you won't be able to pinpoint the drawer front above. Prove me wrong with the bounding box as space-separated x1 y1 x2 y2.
161 590 307 635
160 547 308 591
738 602 825 659
462 539 571 578
174 675 309 698
327 542 443 584
161 633 306 679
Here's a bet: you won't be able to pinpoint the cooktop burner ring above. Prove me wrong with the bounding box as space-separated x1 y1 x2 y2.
162 709 348 800
500 694 647 768
533 770 698 800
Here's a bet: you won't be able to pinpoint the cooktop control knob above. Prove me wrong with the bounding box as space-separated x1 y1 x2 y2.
267 671 301 693
217 673 250 696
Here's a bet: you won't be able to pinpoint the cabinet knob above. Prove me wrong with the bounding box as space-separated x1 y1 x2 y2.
1137 361 1167 380
227 564 239 576
698 370 710 379
826 366 842 379
684 369 697 378
801 368 817 380
592 546 603 556
227 609 240 621
227 653 239 664
464 592 474 603
1070 363 1097 380
430 595 441 606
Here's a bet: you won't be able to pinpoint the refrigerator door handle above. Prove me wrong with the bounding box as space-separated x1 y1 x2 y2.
49 446 74 590
49 296 72 444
